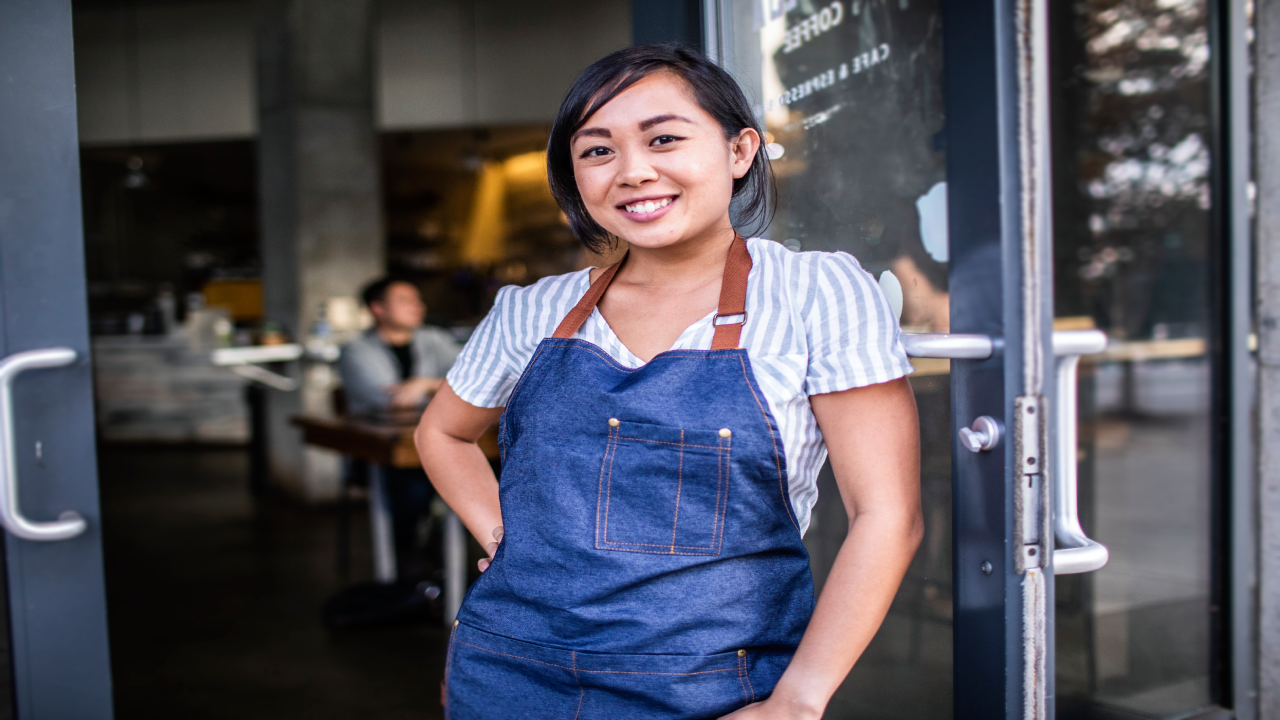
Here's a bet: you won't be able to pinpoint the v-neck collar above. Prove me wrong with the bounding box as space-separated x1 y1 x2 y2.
583 304 718 368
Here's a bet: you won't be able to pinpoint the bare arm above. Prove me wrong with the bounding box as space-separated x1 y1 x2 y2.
722 376 923 719
414 382 505 562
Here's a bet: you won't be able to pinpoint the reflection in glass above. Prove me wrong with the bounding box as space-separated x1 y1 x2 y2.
722 1 950 716
1051 0 1216 717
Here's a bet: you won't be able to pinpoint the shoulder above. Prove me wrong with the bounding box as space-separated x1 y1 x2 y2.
465 268 592 351
490 268 592 319
743 237 879 302
413 325 459 346
340 330 384 359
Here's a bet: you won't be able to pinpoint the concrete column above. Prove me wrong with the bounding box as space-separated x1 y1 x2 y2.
1258 0 1280 715
256 0 384 500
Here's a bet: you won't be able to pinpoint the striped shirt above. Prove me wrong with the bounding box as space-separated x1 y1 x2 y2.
447 237 913 534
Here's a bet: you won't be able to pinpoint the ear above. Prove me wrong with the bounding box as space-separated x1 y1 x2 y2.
729 128 761 180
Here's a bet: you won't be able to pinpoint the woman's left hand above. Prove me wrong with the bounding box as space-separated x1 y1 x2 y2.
717 698 821 720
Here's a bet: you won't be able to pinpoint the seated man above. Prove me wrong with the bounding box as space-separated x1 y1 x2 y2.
339 277 460 414
338 277 460 581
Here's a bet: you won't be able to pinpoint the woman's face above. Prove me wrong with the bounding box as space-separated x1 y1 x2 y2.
570 72 759 252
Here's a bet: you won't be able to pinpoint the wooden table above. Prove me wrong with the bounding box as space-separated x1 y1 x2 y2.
293 412 427 469
292 412 498 624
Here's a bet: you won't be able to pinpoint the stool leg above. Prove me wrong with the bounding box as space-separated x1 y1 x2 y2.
444 509 465 625
336 469 350 582
368 464 397 583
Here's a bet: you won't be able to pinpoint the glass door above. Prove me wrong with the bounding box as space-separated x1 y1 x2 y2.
1049 1 1232 718
711 0 1235 718
714 1 954 716
714 0 1013 716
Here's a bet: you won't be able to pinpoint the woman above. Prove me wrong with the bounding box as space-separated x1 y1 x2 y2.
415 44 923 720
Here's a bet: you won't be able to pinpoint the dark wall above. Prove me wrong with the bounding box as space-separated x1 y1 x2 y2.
631 0 703 49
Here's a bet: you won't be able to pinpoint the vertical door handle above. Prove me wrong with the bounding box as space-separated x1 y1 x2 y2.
904 331 1108 572
1052 330 1108 574
0 348 87 541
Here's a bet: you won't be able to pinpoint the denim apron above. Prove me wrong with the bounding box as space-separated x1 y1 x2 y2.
446 237 816 719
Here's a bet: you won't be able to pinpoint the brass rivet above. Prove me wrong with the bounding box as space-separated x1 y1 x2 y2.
608 418 620 427
453 619 459 628
719 428 732 438
737 649 746 657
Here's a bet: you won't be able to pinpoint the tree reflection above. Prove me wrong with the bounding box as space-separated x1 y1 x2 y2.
1054 0 1212 341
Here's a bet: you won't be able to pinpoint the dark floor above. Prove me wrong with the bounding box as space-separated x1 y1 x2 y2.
99 446 448 719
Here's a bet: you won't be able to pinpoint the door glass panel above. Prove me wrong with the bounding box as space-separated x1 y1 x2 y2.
1050 0 1216 717
719 2 951 716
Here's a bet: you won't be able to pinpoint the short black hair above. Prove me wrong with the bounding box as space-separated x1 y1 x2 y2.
547 43 774 253
360 277 417 308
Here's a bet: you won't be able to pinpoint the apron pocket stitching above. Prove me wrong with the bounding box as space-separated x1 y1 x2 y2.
741 654 756 702
571 650 585 720
615 437 722 450
458 637 741 677
596 429 729 555
716 437 730 555
455 638 576 672
577 668 739 677
595 427 619 550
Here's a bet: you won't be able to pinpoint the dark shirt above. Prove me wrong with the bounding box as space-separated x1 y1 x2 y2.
389 343 413 381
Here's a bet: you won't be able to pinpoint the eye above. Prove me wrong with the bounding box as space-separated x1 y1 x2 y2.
578 146 613 159
651 134 683 147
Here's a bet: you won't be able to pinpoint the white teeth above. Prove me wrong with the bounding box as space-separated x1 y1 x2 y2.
625 197 672 213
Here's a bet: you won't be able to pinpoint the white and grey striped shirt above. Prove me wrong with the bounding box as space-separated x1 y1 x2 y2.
447 237 913 535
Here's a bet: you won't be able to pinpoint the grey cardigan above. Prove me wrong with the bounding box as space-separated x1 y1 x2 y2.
336 327 461 414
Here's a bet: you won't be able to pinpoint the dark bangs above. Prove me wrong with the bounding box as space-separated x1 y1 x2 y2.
546 43 774 253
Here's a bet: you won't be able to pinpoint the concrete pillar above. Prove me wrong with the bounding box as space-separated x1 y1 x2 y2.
1258 0 1280 715
256 0 384 500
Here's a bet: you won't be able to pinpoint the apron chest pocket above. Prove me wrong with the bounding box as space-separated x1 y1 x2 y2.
595 420 731 556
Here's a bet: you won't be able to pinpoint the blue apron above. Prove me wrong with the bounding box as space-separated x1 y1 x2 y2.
446 237 816 719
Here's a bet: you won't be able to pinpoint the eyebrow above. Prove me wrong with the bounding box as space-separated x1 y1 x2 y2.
638 114 693 131
573 127 611 141
572 114 695 143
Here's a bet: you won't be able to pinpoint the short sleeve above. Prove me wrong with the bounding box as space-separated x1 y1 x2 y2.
446 286 522 408
803 251 914 396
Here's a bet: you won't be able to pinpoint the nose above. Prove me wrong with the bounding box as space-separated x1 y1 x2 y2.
615 148 659 188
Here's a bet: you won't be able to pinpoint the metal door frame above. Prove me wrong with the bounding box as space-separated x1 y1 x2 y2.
0 0 115 717
1217 0 1256 715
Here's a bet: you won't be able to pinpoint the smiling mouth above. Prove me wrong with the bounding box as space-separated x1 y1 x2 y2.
620 197 675 214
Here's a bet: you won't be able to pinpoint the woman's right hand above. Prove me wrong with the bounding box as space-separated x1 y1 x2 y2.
478 525 504 572
414 382 505 569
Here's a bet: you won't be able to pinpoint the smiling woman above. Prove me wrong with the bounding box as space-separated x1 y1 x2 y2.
415 43 923 720
546 45 773 255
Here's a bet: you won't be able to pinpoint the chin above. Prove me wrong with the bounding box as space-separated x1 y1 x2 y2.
608 221 695 250
617 234 685 251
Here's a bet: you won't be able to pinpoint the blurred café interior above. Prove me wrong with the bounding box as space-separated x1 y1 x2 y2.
75 0 1227 718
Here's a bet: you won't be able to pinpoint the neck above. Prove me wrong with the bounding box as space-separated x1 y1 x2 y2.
377 326 414 346
619 217 737 289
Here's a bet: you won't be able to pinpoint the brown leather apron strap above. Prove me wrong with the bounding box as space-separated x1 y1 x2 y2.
552 254 627 339
710 235 752 350
551 234 752 349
